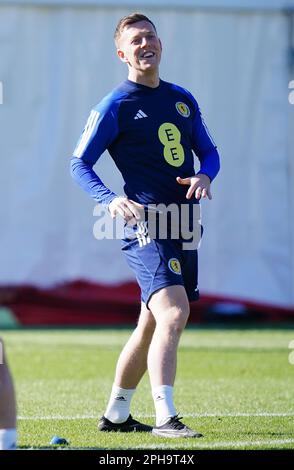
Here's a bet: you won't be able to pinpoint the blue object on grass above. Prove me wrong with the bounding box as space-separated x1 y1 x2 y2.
50 435 69 445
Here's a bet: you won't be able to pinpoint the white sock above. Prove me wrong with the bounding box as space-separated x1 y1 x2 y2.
152 385 177 426
104 384 135 423
0 429 17 450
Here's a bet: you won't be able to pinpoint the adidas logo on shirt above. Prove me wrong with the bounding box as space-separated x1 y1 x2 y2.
134 109 148 119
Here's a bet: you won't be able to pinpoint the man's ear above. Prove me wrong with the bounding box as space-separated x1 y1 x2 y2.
117 49 129 63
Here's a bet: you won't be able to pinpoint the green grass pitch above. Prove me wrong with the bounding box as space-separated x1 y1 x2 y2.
2 325 294 450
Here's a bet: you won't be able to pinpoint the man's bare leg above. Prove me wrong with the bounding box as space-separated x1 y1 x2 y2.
0 339 17 450
148 285 189 388
148 285 190 426
102 304 155 425
146 285 202 437
114 303 156 388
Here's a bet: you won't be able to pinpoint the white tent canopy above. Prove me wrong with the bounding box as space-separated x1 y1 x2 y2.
0 1 293 307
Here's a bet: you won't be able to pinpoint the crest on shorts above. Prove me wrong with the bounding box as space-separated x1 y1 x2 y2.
168 258 182 275
175 102 190 118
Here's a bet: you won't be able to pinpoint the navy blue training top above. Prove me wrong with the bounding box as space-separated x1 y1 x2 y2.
70 79 220 207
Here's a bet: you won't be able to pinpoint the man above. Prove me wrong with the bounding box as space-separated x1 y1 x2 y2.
71 13 220 438
0 339 17 450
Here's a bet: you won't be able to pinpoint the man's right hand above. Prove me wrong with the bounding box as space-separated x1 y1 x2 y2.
108 197 144 222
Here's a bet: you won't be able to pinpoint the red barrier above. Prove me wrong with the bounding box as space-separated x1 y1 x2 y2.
1 281 293 325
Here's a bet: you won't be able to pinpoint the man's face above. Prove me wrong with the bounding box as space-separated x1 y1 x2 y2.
117 20 162 73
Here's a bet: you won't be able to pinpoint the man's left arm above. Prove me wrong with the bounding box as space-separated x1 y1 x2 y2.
177 100 220 200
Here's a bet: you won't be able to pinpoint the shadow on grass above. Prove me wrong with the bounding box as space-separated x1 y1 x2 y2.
2 321 294 332
18 445 108 450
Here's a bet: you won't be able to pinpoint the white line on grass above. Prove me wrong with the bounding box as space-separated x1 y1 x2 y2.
133 438 294 450
18 412 294 420
139 412 294 418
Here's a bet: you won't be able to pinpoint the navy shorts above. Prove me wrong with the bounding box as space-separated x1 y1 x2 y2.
121 222 200 307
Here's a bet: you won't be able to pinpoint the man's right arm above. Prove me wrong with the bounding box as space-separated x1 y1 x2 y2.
70 102 119 207
70 157 118 207
70 101 144 220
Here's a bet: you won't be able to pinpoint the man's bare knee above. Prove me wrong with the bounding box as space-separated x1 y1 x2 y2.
149 285 190 332
160 305 190 334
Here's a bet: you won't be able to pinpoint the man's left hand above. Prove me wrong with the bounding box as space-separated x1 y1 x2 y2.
176 174 212 200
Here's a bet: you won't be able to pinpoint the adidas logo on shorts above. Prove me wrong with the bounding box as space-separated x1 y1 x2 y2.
135 221 151 247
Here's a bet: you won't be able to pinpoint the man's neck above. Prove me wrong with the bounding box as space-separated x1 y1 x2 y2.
127 71 160 88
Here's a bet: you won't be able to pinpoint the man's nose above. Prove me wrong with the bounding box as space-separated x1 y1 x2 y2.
141 37 148 47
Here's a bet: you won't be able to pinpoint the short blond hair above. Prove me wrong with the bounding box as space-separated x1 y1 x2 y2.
114 13 157 47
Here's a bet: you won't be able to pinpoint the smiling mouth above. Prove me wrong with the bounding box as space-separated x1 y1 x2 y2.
140 51 155 59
